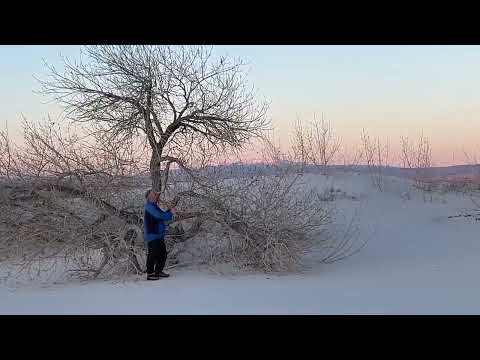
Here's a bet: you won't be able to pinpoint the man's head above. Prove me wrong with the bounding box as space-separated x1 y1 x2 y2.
145 189 160 203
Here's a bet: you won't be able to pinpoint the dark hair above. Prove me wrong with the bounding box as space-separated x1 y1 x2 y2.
145 189 152 199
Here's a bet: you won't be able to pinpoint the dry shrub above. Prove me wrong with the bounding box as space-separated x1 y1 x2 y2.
400 132 434 200
0 121 366 282
291 114 341 175
360 129 390 192
164 140 364 273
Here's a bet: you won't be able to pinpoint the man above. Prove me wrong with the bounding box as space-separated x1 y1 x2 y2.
143 189 176 281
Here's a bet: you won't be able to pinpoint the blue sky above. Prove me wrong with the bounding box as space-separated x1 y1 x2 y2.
1 45 480 165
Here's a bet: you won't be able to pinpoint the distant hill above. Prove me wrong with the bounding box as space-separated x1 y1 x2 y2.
3 163 477 186
343 164 480 179
168 162 480 181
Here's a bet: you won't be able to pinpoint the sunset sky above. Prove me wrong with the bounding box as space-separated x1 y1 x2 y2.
1 45 480 166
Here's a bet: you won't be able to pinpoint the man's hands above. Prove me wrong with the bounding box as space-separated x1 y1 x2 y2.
155 197 177 216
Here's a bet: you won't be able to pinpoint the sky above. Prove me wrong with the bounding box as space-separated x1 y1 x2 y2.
1 45 480 166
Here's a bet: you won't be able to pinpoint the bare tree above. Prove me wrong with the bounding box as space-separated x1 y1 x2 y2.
29 45 270 277
39 45 269 194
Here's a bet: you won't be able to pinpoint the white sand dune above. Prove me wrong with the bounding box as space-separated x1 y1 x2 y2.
2 172 480 314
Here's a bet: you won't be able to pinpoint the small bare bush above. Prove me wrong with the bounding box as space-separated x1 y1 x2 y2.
462 149 480 192
361 129 390 192
400 132 433 197
291 114 341 175
341 144 363 172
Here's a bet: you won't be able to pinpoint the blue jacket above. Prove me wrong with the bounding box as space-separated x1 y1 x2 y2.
143 201 173 242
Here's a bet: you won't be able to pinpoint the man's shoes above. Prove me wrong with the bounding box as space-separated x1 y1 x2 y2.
147 273 160 280
156 271 170 278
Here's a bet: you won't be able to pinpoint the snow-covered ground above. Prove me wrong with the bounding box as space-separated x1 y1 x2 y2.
2 172 480 314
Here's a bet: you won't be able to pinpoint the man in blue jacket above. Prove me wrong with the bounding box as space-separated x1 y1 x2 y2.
144 189 176 280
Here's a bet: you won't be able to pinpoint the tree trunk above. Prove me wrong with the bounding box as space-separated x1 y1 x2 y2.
150 149 163 192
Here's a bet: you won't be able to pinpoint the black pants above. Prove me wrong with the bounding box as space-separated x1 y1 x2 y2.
146 239 167 275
